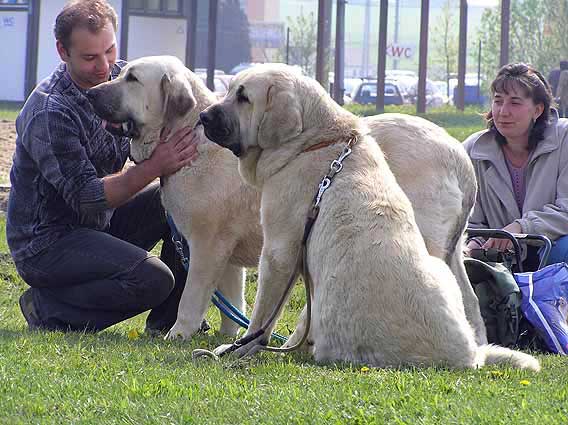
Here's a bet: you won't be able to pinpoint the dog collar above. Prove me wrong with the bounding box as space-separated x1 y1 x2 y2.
302 134 359 153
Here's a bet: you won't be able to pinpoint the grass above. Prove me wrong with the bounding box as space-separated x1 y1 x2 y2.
345 103 487 141
1 220 568 424
0 102 21 121
0 109 565 423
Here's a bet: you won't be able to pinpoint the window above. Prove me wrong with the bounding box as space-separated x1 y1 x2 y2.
0 0 28 8
128 0 182 16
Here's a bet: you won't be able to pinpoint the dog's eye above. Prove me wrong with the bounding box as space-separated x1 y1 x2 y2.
236 85 249 103
126 73 138 83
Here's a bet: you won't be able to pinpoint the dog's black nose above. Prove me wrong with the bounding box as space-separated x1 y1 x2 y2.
199 111 211 126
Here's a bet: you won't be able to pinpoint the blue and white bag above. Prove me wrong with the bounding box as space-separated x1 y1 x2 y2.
514 263 568 355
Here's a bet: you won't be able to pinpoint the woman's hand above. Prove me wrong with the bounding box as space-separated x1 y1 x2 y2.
482 221 522 251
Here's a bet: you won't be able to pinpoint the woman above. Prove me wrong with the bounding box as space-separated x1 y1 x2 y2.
464 63 568 269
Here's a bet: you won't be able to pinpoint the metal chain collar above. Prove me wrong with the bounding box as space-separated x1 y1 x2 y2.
313 136 357 209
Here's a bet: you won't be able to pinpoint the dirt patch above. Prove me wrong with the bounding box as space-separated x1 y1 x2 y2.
0 120 16 212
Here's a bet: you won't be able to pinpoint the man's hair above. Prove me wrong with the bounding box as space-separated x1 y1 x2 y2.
485 63 553 150
54 0 118 50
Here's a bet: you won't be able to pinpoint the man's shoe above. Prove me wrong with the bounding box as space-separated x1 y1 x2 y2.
19 289 42 330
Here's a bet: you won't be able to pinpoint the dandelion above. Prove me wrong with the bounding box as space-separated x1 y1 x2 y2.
520 380 531 386
360 366 370 373
127 329 140 340
490 370 504 378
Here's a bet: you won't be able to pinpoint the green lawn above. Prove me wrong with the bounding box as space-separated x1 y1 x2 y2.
0 103 21 121
345 104 487 142
1 110 566 424
1 219 567 424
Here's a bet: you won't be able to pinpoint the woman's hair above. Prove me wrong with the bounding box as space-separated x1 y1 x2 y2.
54 0 118 51
485 63 554 150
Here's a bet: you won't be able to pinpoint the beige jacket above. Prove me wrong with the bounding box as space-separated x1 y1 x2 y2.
464 112 568 242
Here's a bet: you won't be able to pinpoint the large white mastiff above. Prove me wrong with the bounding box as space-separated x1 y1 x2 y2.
87 56 485 346
200 64 538 370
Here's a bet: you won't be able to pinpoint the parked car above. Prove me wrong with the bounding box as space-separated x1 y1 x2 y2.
408 79 448 107
347 79 404 106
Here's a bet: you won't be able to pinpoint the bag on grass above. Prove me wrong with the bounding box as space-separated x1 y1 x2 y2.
464 257 522 348
514 263 568 355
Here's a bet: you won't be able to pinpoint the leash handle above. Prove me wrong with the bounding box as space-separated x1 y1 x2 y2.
218 329 266 358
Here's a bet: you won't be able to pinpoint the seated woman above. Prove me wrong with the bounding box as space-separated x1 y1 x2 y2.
464 63 568 270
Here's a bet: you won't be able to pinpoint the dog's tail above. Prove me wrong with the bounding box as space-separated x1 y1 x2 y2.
475 344 540 371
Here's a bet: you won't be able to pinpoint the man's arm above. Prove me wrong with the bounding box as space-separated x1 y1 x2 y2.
103 126 200 208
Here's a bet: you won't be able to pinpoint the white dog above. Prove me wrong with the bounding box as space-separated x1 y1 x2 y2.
87 56 485 346
200 64 538 370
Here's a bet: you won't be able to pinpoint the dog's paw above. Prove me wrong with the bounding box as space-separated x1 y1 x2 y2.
164 321 198 341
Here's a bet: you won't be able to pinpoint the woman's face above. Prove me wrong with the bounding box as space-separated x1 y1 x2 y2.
491 84 544 143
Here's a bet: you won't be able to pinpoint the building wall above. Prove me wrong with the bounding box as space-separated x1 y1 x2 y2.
127 15 186 61
0 9 28 101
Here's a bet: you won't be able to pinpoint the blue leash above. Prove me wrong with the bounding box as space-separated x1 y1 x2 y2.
166 213 287 343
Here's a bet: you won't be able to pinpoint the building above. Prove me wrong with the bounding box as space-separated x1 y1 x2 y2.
0 0 191 102
0 0 495 102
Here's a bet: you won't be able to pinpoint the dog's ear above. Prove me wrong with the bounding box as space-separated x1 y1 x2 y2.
160 71 196 127
258 86 302 147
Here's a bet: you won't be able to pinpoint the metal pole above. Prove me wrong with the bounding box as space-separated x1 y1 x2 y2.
316 0 326 83
286 27 290 65
393 0 400 70
207 0 218 91
315 0 332 89
477 39 482 103
416 0 430 114
455 0 468 111
185 0 198 70
362 0 371 78
499 0 510 67
333 0 346 105
25 0 40 97
376 0 388 113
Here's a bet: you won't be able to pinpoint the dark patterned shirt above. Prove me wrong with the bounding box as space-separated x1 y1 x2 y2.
7 61 130 263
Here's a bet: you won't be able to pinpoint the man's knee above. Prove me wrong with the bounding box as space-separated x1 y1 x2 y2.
134 256 175 308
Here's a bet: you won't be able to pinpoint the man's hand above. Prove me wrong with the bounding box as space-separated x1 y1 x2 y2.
482 221 522 251
148 126 202 177
103 126 203 209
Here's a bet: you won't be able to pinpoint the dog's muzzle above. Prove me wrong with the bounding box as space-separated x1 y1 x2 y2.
104 119 140 139
199 110 242 157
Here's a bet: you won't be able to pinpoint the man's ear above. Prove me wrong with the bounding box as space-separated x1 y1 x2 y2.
56 40 70 62
258 86 302 147
160 70 196 127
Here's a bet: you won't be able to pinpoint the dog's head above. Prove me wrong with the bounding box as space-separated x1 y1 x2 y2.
199 64 307 158
85 55 196 143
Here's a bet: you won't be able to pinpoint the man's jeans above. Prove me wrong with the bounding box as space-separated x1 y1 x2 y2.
15 183 187 333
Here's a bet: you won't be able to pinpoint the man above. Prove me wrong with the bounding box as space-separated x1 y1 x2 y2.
558 66 568 119
7 0 197 333
548 60 568 100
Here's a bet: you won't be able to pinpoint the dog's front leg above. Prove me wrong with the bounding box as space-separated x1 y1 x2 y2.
166 238 234 340
214 241 300 358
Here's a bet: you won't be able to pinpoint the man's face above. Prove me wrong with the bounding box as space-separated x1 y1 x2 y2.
57 22 117 90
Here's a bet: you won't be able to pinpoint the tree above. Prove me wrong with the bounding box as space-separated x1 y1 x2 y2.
429 0 459 94
477 0 568 85
276 12 318 76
